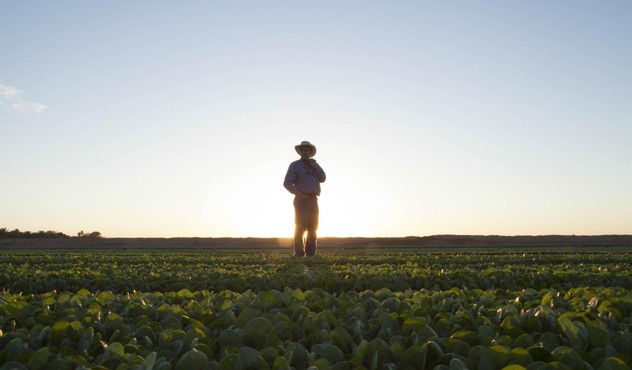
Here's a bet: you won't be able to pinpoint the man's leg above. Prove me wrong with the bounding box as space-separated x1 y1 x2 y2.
305 198 319 256
293 226 306 256
293 197 309 256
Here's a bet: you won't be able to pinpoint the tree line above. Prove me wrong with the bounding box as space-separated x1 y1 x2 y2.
0 228 102 239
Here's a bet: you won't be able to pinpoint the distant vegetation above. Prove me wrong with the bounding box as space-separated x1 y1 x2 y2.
77 230 103 238
0 227 102 239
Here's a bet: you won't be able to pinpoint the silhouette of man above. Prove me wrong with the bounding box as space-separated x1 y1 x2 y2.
283 141 326 256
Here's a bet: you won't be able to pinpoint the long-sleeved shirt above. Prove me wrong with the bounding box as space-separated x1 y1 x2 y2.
283 159 326 196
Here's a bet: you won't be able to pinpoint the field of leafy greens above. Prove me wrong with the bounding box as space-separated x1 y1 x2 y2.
0 248 631 370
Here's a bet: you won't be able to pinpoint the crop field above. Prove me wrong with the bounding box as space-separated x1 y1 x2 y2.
1 247 631 370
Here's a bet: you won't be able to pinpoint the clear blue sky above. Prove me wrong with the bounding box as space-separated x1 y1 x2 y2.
2 1 631 237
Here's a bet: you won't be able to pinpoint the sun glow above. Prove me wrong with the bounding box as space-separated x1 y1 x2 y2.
229 155 388 238
318 193 379 237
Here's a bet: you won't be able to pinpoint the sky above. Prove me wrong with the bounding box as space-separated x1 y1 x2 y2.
1 1 631 238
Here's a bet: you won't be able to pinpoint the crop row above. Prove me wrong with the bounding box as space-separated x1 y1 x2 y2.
1 285 631 370
1 251 631 294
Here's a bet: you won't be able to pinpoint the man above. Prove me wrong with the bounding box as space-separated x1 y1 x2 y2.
283 141 326 257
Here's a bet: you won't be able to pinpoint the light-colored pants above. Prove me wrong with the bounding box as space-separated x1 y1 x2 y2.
293 196 319 256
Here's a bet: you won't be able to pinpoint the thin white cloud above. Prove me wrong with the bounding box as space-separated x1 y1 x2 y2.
0 83 46 114
0 84 21 100
13 102 47 113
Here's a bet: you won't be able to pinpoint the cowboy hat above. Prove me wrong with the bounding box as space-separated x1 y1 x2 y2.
294 141 317 157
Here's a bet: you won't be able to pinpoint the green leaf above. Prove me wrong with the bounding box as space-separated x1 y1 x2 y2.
514 333 534 349
452 341 470 357
308 358 330 370
317 310 339 330
534 305 557 332
103 342 125 362
286 342 308 367
598 299 624 319
398 344 426 369
158 329 177 348
272 356 291 370
449 358 469 370
368 338 393 365
138 351 157 370
52 320 70 332
526 361 550 370
541 291 554 306
350 339 368 367
490 345 511 367
551 346 582 369
478 324 496 340
597 357 629 370
235 308 261 328
76 288 91 296
527 345 551 362
548 361 573 369
611 335 631 355
175 349 210 370
218 353 241 370
255 290 281 307
450 330 478 346
320 344 345 365
418 325 439 341
330 327 353 354
402 317 427 336
27 347 50 370
509 347 533 367
259 347 279 365
194 344 214 360
478 354 497 370
468 345 490 365
422 340 444 366
377 312 399 333
557 317 587 351
155 361 172 370
218 328 244 349
96 290 116 305
184 328 206 348
587 321 610 348
0 362 29 370
292 288 305 300
243 317 275 348
238 346 261 369
536 332 561 352
177 289 195 300
105 312 124 331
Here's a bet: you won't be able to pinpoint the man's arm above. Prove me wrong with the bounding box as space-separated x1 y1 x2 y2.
283 162 308 196
283 163 297 194
310 160 326 183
